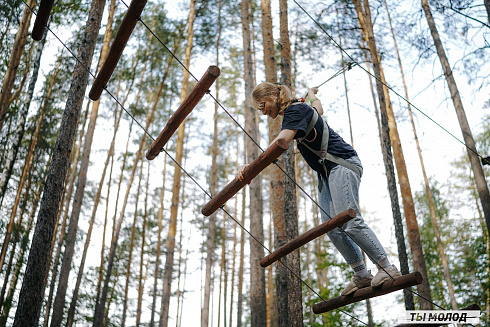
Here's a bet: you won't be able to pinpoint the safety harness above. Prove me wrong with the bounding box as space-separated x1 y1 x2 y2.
294 103 362 178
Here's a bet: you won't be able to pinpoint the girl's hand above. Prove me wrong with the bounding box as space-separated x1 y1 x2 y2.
235 164 250 183
308 86 319 98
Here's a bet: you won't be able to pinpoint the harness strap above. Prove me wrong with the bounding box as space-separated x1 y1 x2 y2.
297 109 362 178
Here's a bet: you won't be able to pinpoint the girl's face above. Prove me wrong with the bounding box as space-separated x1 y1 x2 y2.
257 93 280 119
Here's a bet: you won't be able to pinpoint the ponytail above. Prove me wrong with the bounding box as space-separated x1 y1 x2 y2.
251 82 293 113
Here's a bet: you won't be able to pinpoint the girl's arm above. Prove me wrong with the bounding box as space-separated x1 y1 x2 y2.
306 87 323 115
236 128 297 181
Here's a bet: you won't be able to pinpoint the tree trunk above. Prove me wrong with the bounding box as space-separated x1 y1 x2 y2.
66 85 125 327
485 0 490 24
175 175 186 327
0 14 47 272
217 147 230 327
354 0 422 310
0 174 43 326
244 1 267 325
279 1 302 325
0 24 46 202
358 34 414 309
93 78 159 326
42 107 86 327
421 0 490 240
380 57 433 309
122 159 144 327
0 4 16 53
236 182 246 327
228 166 238 327
49 2 117 325
149 30 182 327
12 0 105 324
150 153 167 327
0 0 36 133
383 0 458 310
136 165 149 327
0 159 34 313
158 2 196 326
202 0 222 323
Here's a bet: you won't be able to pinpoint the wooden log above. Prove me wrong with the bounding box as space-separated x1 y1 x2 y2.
89 0 148 100
201 139 289 216
260 209 357 267
313 272 423 314
32 0 56 41
146 65 221 160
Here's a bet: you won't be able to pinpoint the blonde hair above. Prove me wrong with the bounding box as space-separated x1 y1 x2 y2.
251 82 293 114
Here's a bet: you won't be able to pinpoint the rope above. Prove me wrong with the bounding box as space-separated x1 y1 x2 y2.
291 0 485 162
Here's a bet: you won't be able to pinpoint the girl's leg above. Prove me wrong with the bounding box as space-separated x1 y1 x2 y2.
327 157 388 264
319 174 364 264
328 156 401 286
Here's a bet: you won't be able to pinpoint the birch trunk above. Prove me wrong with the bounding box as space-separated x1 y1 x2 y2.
158 2 196 326
12 0 106 324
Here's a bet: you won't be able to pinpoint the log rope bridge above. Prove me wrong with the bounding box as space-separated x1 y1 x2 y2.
21 0 467 323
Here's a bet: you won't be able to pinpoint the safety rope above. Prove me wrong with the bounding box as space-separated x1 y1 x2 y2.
292 0 486 162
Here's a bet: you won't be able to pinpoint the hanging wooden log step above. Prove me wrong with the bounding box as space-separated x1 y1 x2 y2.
260 209 356 267
313 271 423 314
32 0 56 40
89 0 148 100
201 139 289 216
146 65 221 160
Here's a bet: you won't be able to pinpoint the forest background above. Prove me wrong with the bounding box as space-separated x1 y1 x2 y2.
0 0 489 326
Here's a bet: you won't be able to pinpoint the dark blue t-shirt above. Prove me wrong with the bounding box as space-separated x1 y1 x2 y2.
281 101 357 177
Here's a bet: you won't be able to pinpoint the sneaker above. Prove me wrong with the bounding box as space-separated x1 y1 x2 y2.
371 265 402 287
341 272 373 296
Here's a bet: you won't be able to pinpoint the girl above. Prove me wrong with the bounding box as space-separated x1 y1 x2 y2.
237 82 400 296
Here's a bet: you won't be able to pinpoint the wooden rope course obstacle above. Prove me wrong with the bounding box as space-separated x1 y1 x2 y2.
20 0 443 321
201 139 289 216
260 209 357 267
313 272 423 314
146 65 221 160
89 0 148 100
32 0 56 40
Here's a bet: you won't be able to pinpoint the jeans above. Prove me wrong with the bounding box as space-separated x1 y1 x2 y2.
319 156 387 264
